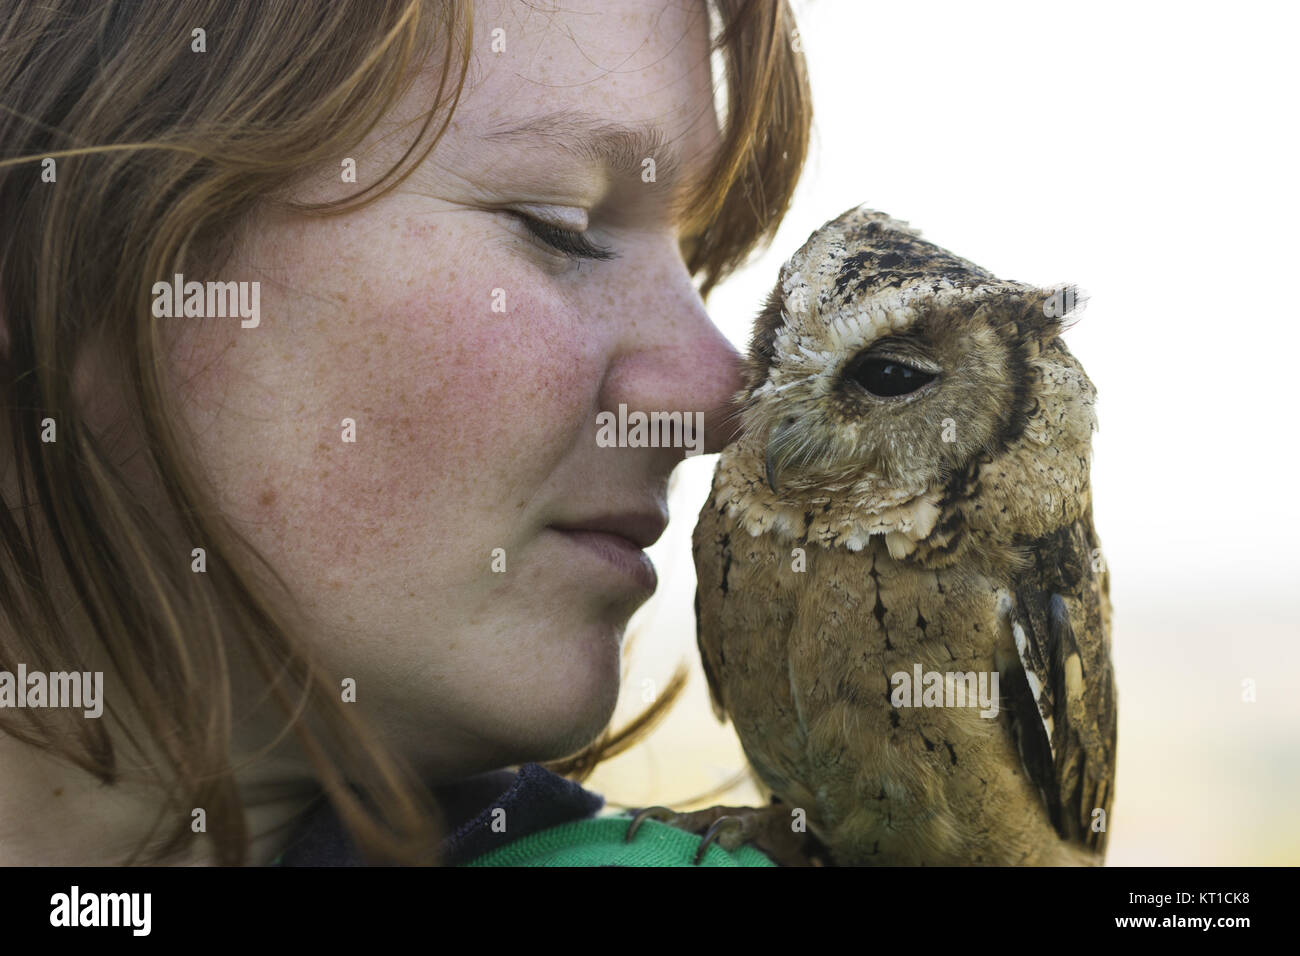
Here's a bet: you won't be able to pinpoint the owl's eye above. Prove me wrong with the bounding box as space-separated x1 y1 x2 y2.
847 356 938 398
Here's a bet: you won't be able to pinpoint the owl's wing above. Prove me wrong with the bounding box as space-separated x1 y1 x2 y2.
692 476 732 724
693 589 728 723
1002 512 1117 854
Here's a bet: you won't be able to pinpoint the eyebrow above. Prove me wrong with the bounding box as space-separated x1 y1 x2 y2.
485 111 682 188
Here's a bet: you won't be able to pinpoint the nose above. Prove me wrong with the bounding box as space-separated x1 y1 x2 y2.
596 251 747 459
698 331 746 453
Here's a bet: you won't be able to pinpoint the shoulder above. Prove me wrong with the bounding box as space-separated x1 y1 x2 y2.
462 814 777 867
276 763 776 867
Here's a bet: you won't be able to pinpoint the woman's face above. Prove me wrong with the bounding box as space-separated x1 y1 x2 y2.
161 0 742 778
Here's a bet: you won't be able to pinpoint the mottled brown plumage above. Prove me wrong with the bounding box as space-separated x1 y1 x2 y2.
693 206 1116 865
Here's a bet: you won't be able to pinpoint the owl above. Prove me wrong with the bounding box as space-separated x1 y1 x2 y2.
692 205 1116 866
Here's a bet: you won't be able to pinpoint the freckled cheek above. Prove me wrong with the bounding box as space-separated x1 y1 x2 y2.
260 291 599 576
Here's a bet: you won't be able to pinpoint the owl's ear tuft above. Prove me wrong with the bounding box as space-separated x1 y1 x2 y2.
1024 283 1088 339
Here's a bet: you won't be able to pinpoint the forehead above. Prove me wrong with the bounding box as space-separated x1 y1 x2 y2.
451 0 720 180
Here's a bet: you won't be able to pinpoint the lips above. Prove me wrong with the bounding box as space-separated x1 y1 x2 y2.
548 512 668 551
548 510 668 593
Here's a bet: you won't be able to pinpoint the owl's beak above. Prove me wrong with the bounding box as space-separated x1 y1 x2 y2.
765 419 796 495
765 448 781 495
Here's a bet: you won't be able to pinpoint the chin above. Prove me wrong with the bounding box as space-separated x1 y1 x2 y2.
515 618 625 763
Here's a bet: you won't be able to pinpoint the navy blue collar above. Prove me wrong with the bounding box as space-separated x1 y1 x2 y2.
276 763 606 866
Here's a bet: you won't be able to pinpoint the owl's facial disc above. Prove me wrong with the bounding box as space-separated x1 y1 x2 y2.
763 335 945 494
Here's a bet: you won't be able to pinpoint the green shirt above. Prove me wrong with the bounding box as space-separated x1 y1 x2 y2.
271 763 776 867
460 814 775 867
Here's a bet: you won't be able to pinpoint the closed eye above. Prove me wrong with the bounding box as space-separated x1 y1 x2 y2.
510 211 617 262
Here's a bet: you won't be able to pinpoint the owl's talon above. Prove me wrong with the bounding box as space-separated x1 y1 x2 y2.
692 814 743 864
624 805 676 843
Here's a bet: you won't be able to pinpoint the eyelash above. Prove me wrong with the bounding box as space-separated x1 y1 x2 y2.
512 213 617 262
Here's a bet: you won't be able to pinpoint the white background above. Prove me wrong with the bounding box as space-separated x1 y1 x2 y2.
589 0 1300 864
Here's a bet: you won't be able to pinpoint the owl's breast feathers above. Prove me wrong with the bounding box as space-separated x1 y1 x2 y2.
694 467 1115 864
